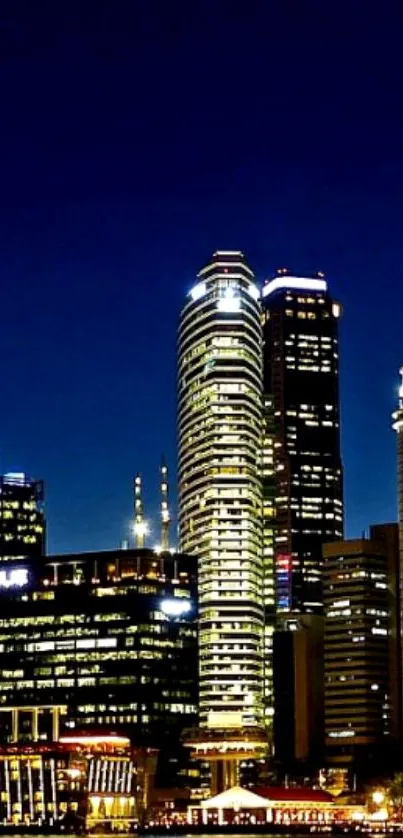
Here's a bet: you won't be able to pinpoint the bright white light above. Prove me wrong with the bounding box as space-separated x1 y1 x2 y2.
262 276 327 298
246 284 260 301
133 521 149 538
218 287 241 313
189 281 206 302
328 729 355 738
160 598 191 617
0 568 28 588
4 472 26 485
332 302 341 318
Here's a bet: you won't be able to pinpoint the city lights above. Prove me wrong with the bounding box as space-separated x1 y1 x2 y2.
160 598 191 616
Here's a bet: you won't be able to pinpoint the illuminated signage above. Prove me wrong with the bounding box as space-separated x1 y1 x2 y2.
0 568 29 588
262 276 327 298
160 598 191 617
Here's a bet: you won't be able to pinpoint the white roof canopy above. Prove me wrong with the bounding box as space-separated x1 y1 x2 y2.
201 785 271 810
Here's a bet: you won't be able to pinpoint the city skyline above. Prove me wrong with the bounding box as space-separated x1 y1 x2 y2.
0 3 402 553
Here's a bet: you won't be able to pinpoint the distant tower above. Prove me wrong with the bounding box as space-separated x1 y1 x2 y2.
392 368 403 693
133 474 147 548
160 459 171 551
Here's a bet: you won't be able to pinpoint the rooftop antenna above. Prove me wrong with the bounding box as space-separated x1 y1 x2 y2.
133 474 147 549
160 458 171 551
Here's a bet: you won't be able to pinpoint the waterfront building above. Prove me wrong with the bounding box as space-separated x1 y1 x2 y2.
186 784 363 828
0 472 45 583
0 708 153 831
262 269 343 616
0 547 198 788
323 524 400 773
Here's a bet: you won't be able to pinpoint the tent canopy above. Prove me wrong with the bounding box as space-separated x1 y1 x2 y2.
201 785 272 810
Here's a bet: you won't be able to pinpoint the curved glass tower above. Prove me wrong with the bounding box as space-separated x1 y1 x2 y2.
178 251 265 730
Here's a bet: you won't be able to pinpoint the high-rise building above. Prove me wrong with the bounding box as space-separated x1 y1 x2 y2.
323 525 400 775
0 472 45 583
0 547 198 789
178 251 265 730
261 269 343 616
392 368 403 703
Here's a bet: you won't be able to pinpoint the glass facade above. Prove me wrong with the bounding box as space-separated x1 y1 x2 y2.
262 272 343 615
0 548 197 788
178 251 265 729
0 473 45 580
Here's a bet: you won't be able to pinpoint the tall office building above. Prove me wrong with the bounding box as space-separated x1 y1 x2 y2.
178 251 265 731
323 525 400 774
262 269 343 616
0 472 45 583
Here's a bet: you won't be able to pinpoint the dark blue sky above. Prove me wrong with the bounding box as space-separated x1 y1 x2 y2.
0 1 402 552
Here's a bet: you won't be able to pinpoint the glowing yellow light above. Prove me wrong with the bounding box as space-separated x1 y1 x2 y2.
372 790 385 806
133 521 149 538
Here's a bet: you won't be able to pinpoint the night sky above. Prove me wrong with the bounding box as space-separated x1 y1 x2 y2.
0 1 402 553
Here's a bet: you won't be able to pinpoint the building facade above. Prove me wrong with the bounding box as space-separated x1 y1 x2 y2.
0 722 151 831
0 548 197 788
261 270 343 616
178 251 265 730
392 368 403 710
323 525 400 773
0 472 45 582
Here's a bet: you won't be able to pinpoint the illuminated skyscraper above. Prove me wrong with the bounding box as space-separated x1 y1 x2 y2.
178 251 265 731
262 270 343 616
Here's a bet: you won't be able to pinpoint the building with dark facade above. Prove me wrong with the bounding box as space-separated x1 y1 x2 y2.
273 614 324 774
261 269 343 616
0 472 45 582
323 524 401 776
0 547 198 788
